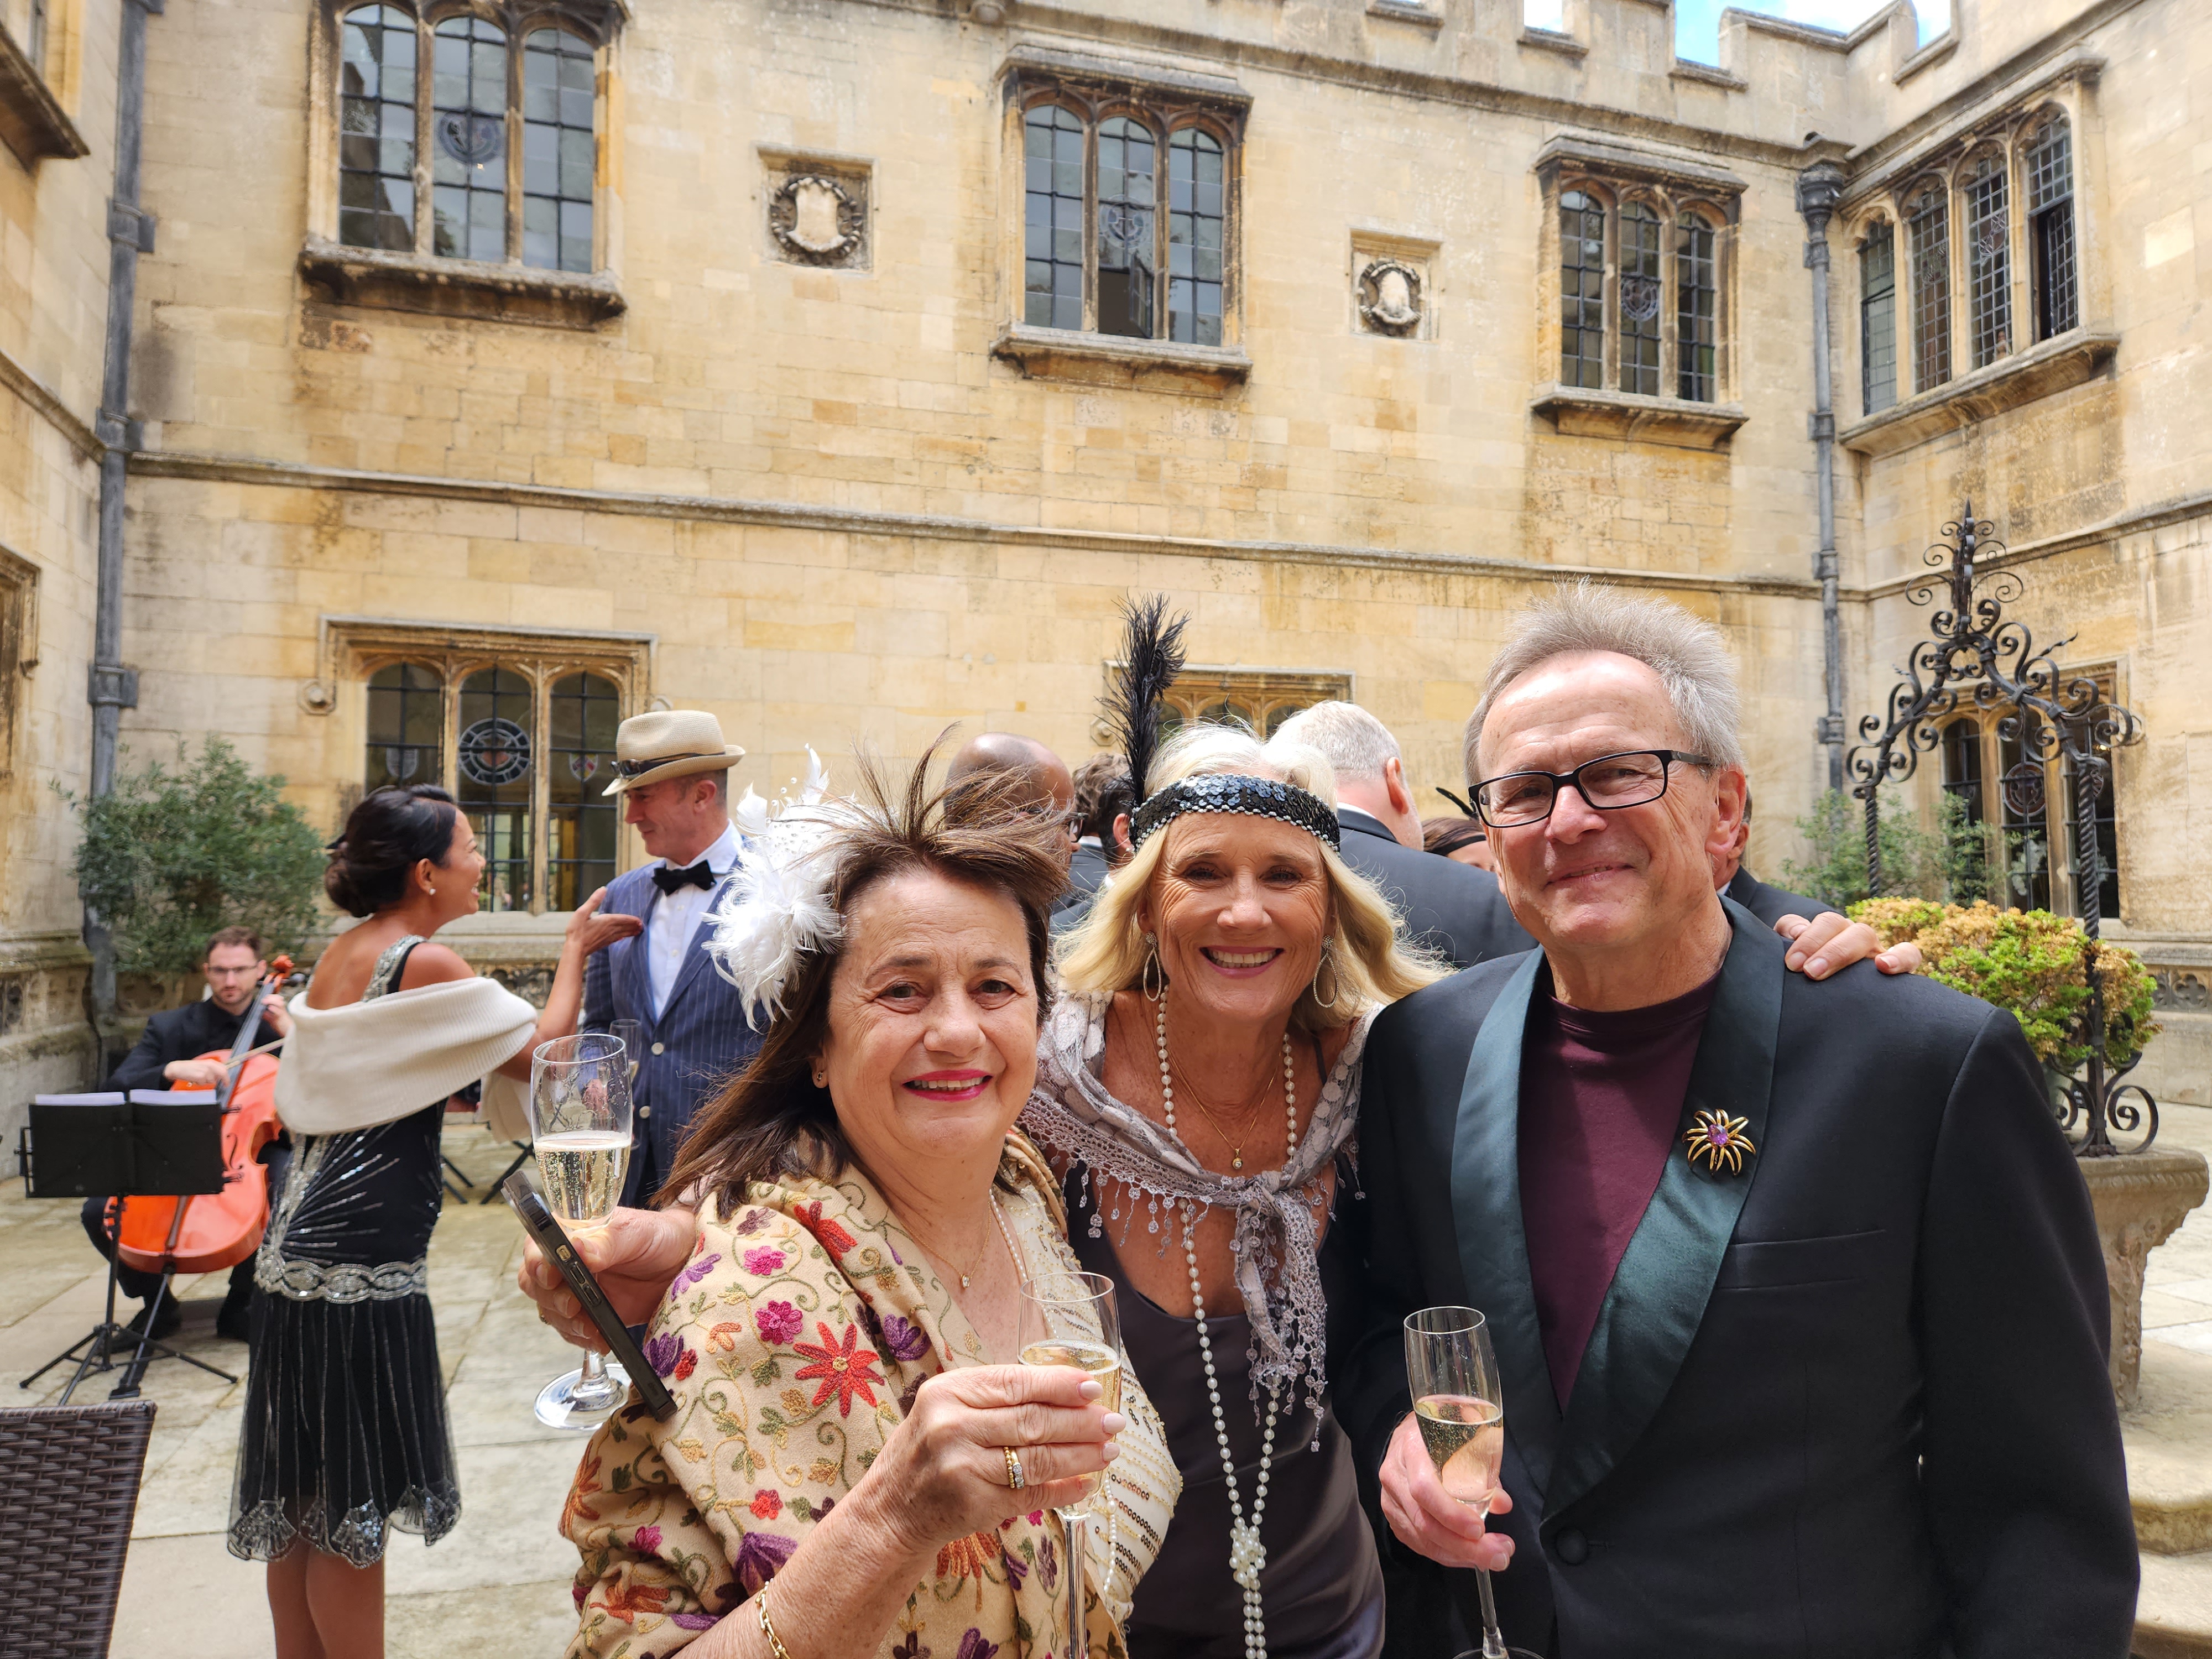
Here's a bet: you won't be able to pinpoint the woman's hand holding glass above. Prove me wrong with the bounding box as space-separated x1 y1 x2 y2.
860 1365 1124 1551
518 1202 695 1353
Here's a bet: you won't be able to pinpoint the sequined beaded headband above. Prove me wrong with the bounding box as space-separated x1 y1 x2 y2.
1128 773 1343 852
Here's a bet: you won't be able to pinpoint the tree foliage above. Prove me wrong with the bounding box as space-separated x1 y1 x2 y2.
1848 898 2159 1072
65 738 327 975
1782 789 1988 911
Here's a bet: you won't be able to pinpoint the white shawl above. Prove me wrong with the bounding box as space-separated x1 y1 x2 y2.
275 976 538 1139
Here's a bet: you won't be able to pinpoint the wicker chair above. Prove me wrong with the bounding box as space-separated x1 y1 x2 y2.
0 1399 157 1658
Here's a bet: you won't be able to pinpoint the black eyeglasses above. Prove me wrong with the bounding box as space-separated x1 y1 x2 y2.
1471 749 1713 829
1021 804 1083 836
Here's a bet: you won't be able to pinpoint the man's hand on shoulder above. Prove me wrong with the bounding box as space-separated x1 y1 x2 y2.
1774 912 1924 980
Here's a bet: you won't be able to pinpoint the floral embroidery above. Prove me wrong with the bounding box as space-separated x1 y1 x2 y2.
734 1529 796 1595
792 1200 857 1256
560 1169 1168 1659
791 1321 883 1417
755 1301 804 1345
877 1313 929 1363
671 1251 722 1295
936 1528 997 1587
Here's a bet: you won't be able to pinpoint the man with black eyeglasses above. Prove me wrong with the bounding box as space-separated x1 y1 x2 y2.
1340 586 2134 1659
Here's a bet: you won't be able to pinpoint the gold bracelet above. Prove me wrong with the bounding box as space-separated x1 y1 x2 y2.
757 1588 795 1659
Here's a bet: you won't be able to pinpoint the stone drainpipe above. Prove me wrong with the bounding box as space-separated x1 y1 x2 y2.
87 0 161 1026
1796 161 1847 795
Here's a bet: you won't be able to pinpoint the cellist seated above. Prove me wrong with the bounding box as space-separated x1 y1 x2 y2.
79 924 293 1342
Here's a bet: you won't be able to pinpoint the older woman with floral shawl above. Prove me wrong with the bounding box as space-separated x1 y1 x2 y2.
550 752 1179 1659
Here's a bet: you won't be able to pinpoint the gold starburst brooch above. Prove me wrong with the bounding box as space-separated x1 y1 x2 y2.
1684 1110 1756 1175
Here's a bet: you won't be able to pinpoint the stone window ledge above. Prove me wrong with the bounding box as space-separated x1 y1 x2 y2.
297 238 626 330
1519 27 1588 59
0 28 86 166
1530 384 1747 451
1368 1 1443 28
1839 329 2119 460
990 324 1252 394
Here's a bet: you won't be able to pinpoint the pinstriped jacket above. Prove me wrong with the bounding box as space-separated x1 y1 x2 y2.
582 858 763 1206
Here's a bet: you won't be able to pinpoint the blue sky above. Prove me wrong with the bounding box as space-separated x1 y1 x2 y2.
1525 1 1946 63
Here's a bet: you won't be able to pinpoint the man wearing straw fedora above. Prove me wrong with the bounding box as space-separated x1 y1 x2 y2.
582 709 761 1207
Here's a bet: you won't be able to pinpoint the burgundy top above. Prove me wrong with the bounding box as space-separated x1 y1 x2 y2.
1518 964 1721 1410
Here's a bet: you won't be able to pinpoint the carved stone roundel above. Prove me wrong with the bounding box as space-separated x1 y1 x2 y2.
771 174 863 264
1358 259 1423 336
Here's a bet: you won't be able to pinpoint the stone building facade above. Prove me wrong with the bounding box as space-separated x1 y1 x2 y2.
2 0 2206 1139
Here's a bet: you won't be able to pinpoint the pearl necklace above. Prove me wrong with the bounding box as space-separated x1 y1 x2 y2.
1155 992 1296 1659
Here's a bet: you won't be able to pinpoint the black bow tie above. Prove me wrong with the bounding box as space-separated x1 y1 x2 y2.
653 860 717 895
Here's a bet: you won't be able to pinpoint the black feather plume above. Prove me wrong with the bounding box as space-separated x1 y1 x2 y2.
1105 593 1188 802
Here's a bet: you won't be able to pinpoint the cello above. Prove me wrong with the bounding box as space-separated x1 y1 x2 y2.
115 956 298 1277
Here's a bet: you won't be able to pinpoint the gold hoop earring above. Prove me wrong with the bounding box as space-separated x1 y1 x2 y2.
1312 942 1342 1011
1141 932 1166 1002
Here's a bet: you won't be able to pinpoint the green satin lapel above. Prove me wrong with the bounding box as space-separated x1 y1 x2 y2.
1545 899 1783 1519
1450 950 1562 1501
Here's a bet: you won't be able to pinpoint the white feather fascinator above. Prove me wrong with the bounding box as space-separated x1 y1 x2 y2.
708 749 847 1030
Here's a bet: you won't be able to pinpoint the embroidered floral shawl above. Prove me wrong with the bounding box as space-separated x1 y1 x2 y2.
1018 993 1376 1421
561 1144 1181 1659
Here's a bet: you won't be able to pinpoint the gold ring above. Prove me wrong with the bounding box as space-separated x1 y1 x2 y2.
1003 1446 1026 1490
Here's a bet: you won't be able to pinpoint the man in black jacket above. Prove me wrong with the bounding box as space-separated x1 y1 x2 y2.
80 925 292 1340
1339 590 2135 1658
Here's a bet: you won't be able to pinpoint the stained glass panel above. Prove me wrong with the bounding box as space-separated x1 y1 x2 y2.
523 29 596 273
1560 190 1605 389
339 6 416 253
432 17 508 263
1167 128 1224 346
1618 202 1661 397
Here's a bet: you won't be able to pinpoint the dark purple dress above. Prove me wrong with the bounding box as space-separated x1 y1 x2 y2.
1068 1173 1385 1659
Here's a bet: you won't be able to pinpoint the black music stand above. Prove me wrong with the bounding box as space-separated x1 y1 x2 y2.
17 1091 242 1402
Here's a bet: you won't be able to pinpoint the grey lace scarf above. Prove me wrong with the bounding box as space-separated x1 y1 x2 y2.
1019 991 1375 1421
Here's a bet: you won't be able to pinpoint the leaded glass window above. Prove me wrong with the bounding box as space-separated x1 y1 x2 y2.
1964 151 2011 369
1097 118 1156 340
1861 221 1897 414
523 29 595 273
366 662 442 791
432 17 507 262
2026 114 2078 342
338 6 416 253
549 672 619 910
1023 105 1084 332
1907 182 1951 393
1167 128 1225 346
1676 212 1717 404
1618 202 1662 397
1559 190 1605 389
458 666 533 911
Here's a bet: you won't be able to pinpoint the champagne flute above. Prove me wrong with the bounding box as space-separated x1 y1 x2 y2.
1406 1306 1534 1659
609 1018 643 1086
530 1031 634 1431
1018 1269 1122 1659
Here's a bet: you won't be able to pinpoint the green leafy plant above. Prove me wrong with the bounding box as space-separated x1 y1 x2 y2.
1844 898 2160 1072
64 738 328 975
1783 790 1983 910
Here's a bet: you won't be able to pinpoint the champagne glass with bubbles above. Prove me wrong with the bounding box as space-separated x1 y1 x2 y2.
530 1031 633 1430
1406 1306 1536 1659
1019 1268 1122 1659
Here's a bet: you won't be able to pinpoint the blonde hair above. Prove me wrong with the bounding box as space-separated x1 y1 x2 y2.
1056 723 1446 1027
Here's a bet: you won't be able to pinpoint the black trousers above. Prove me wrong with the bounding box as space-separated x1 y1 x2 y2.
79 1141 293 1305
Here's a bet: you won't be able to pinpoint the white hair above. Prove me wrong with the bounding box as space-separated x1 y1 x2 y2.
1146 722 1338 807
1464 582 1747 780
1271 701 1400 783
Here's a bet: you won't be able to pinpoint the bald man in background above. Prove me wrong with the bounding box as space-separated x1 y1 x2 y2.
945 733 1082 896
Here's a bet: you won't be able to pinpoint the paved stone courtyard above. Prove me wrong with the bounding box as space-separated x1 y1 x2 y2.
3 1126 587 1658
6 1107 2212 1657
